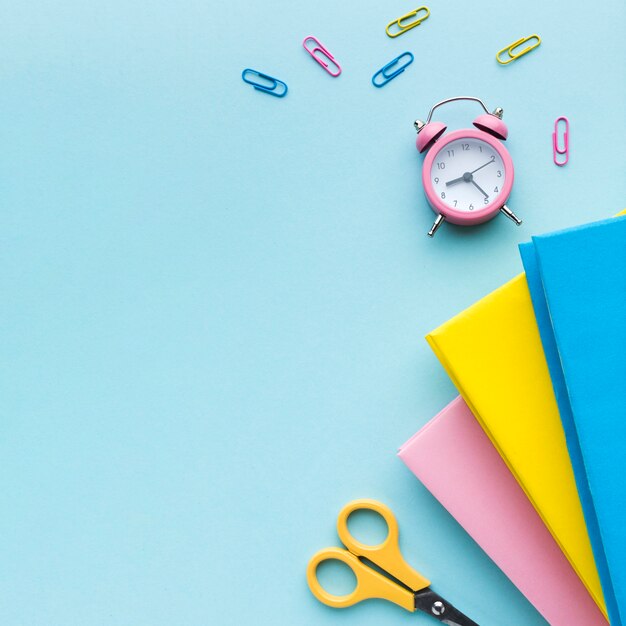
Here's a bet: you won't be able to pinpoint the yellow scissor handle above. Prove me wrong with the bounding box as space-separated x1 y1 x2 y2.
307 547 415 611
306 500 430 611
338 499 430 591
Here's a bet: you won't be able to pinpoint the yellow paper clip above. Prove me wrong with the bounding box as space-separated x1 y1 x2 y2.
385 6 430 38
496 34 541 65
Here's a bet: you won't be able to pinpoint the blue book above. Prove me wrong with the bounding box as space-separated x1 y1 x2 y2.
520 215 626 626
520 239 617 625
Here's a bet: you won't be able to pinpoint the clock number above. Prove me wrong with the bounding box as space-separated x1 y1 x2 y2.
484 197 489 205
441 192 446 199
469 204 474 211
453 200 457 207
497 170 502 177
478 145 483 152
447 149 454 157
434 177 439 184
437 162 445 170
462 143 469 150
494 186 499 193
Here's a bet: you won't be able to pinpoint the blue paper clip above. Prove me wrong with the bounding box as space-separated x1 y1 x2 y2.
371 52 414 88
242 68 288 98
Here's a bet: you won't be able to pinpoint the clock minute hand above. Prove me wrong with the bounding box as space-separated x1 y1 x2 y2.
471 180 489 199
470 156 495 175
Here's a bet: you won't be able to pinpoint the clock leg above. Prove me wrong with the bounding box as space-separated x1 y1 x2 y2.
500 204 522 226
428 214 445 237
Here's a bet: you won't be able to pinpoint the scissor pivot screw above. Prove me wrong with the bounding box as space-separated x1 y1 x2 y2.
431 600 446 616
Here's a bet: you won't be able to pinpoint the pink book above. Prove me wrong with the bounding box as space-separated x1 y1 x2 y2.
398 396 607 626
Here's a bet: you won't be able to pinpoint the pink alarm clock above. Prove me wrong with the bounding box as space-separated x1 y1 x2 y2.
414 96 522 237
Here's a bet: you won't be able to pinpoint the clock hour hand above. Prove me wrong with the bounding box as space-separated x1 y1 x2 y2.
445 175 466 187
471 180 489 199
470 156 496 175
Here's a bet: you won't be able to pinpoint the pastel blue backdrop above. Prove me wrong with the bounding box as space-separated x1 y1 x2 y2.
1 1 624 625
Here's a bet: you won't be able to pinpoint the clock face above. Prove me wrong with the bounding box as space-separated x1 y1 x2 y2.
429 137 507 213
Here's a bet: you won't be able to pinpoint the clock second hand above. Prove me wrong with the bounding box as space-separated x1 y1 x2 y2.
470 155 496 174
445 156 496 189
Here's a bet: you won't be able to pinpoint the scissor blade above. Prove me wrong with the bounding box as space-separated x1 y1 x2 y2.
414 588 480 626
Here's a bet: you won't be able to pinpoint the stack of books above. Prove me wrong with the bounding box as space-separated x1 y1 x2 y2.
399 213 626 626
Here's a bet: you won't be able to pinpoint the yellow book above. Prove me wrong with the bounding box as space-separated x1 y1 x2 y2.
426 273 607 617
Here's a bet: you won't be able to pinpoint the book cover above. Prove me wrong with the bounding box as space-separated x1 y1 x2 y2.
529 215 626 625
425 273 606 615
398 397 607 626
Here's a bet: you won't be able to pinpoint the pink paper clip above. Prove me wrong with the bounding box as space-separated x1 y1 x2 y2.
302 36 342 77
553 116 569 166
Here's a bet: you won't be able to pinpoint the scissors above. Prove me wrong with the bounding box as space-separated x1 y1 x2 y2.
307 499 480 625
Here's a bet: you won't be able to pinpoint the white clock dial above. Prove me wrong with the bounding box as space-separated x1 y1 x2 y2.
429 138 506 212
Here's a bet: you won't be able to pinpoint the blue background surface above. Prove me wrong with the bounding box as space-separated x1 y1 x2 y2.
1 1 625 624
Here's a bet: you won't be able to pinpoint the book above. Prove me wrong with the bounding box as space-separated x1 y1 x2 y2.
425 271 606 616
523 215 626 626
398 397 608 626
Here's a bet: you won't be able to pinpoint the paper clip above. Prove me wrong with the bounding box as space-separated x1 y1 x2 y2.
496 34 541 64
372 52 414 88
385 6 430 38
553 116 569 166
241 69 288 98
302 36 342 77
